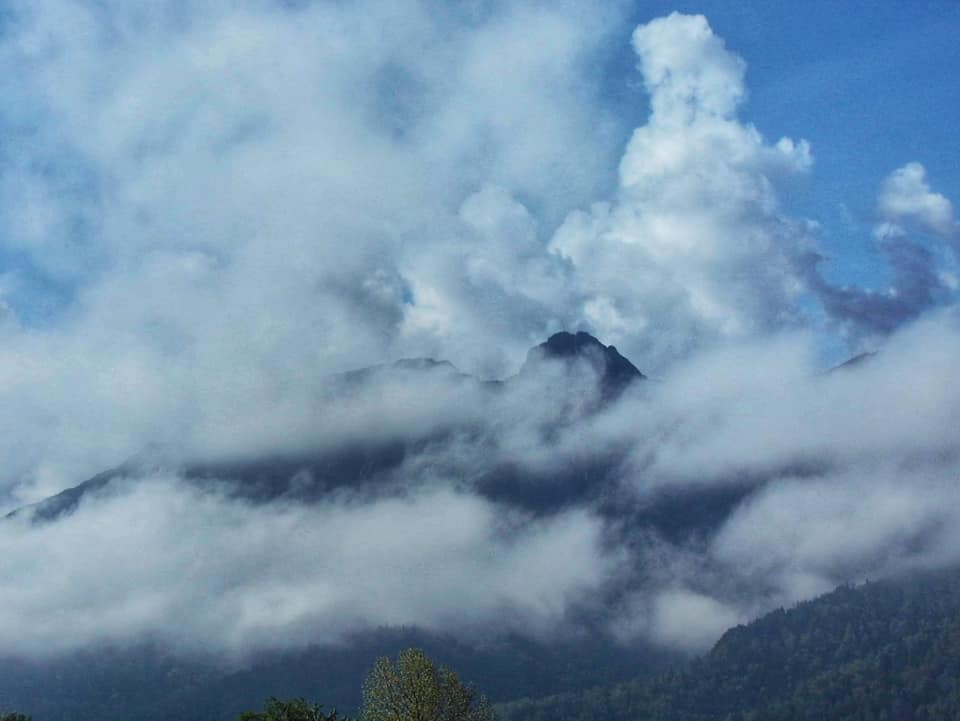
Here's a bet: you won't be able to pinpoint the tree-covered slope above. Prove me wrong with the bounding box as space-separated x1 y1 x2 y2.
499 566 960 721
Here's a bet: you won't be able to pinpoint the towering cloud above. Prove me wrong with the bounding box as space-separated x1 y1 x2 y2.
549 12 814 370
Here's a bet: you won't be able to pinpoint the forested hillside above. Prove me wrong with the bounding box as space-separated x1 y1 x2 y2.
499 567 960 721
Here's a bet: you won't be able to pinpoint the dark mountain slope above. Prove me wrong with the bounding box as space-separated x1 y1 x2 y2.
8 332 648 523
520 331 645 400
6 331 752 547
499 565 960 721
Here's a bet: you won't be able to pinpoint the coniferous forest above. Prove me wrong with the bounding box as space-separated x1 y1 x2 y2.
499 567 960 721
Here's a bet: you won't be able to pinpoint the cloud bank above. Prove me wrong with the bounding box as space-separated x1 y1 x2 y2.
0 477 614 658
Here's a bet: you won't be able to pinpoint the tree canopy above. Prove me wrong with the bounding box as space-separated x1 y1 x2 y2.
238 697 344 721
361 648 494 721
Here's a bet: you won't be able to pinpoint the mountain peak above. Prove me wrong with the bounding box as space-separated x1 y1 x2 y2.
540 331 607 357
522 331 645 397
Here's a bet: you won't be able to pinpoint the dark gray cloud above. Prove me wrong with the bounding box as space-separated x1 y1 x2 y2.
804 233 942 338
804 163 960 343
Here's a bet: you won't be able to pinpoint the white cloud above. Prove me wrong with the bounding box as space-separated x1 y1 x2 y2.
0 476 616 658
2 3 955 499
0 0 628 495
631 12 746 123
549 12 815 371
878 162 958 241
649 589 742 652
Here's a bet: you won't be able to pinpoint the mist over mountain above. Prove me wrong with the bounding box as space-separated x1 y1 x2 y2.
3 325 960 720
4 325 960 663
9 331 647 522
0 2 958 720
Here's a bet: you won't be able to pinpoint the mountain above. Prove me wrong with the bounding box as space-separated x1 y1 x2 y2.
0 331 674 721
8 331 751 548
0 334 892 721
499 565 960 721
520 331 645 400
8 331 647 523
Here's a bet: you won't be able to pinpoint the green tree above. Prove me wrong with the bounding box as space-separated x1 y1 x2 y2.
238 696 344 721
0 713 32 721
361 648 494 721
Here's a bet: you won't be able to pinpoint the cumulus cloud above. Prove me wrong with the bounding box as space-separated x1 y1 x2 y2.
549 12 815 371
878 162 959 241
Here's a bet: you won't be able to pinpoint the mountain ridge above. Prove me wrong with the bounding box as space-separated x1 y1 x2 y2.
6 331 643 523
